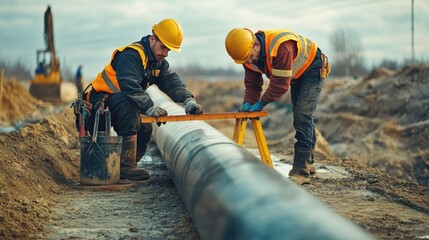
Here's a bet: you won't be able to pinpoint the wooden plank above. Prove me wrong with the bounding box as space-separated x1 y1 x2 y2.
140 111 268 123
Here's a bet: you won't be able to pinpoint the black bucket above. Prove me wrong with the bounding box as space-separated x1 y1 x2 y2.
80 108 122 185
80 135 122 185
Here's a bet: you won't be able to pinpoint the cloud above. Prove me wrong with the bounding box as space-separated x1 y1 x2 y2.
0 0 428 79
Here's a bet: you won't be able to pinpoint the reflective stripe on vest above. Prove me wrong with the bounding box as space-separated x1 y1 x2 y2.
101 69 121 93
92 43 148 93
245 30 317 79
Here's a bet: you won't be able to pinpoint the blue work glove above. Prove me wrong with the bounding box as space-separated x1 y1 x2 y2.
184 98 204 115
240 102 252 112
249 101 267 112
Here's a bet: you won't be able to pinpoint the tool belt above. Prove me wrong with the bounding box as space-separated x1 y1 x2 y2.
71 84 109 135
320 53 331 79
81 84 108 111
82 84 93 103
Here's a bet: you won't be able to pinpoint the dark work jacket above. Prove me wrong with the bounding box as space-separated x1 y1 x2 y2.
108 35 193 113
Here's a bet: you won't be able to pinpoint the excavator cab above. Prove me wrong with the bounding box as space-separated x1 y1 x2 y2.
29 6 62 102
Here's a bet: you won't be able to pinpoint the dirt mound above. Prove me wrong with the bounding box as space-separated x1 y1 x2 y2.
185 79 245 113
0 108 79 239
316 65 429 185
324 65 429 124
362 67 395 81
0 80 49 125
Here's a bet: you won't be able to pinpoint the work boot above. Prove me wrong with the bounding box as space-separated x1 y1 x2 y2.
309 148 317 175
288 149 312 185
120 135 150 181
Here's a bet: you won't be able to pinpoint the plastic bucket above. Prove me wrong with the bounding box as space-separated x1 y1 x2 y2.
80 135 122 185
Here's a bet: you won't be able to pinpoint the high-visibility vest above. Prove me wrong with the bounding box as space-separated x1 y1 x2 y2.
92 43 148 93
245 30 317 79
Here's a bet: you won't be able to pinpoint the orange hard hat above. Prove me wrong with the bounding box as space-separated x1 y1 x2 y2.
152 18 183 52
225 28 256 64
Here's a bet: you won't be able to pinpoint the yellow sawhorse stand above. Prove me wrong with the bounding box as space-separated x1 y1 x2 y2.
141 112 273 168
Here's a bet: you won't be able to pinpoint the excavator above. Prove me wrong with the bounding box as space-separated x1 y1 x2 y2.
29 6 61 102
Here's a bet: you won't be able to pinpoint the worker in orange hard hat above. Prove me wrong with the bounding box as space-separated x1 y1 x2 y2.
225 28 331 184
77 18 204 181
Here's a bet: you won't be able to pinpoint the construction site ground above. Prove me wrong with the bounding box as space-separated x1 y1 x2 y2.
0 65 429 239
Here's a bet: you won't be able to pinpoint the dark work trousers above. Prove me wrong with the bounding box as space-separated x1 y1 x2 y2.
84 90 153 159
290 48 324 152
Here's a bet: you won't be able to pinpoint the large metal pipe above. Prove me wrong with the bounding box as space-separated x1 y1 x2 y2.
148 88 374 240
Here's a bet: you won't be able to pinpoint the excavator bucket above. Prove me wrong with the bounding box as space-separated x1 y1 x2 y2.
29 82 61 102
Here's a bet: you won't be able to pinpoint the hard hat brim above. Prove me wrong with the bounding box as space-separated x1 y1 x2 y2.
234 58 247 64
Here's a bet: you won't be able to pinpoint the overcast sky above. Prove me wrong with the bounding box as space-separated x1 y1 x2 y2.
1 0 428 80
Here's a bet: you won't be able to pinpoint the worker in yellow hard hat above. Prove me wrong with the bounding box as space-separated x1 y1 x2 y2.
78 18 204 181
225 28 330 184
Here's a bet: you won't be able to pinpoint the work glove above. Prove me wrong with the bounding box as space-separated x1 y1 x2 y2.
249 101 267 112
145 106 168 117
184 98 204 115
239 102 252 112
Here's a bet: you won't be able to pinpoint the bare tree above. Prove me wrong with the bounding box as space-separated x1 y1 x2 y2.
329 28 367 78
0 56 32 81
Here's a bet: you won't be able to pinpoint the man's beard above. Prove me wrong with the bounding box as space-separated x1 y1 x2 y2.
156 55 164 63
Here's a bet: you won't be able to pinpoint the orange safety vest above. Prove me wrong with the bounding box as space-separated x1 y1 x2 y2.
245 30 317 79
92 43 148 93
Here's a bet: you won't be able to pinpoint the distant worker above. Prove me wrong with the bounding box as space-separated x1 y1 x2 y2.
79 18 204 181
225 28 330 184
35 61 46 75
75 65 83 95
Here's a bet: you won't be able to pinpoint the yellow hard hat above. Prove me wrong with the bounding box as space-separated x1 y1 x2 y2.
152 18 183 52
225 28 256 64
